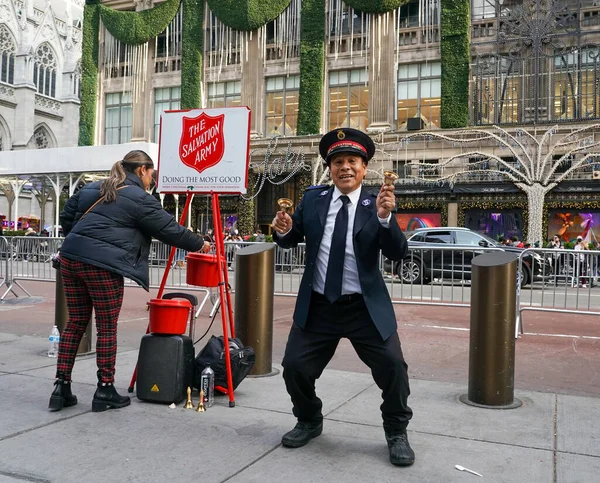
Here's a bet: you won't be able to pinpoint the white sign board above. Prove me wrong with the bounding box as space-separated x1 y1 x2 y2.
157 107 251 194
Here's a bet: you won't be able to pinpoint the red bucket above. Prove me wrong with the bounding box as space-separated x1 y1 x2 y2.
147 298 191 335
186 253 220 287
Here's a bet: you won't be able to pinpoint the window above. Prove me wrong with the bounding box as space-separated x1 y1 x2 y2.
0 25 16 85
455 231 486 246
105 92 132 145
398 0 419 28
33 43 57 97
155 8 182 57
154 87 181 141
424 231 452 244
207 81 241 108
32 127 50 149
471 0 497 20
397 62 441 129
329 69 369 131
554 46 600 120
329 4 365 36
265 75 299 136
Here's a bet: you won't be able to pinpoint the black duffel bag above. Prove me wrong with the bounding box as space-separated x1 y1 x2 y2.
194 336 255 393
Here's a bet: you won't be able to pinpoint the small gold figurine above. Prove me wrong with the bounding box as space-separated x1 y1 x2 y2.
277 198 294 213
183 386 194 409
383 171 399 186
195 390 206 412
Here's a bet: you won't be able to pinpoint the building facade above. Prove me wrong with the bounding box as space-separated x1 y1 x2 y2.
82 1 600 243
0 0 83 230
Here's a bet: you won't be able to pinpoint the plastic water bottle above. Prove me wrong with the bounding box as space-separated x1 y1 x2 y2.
200 364 215 407
48 326 60 358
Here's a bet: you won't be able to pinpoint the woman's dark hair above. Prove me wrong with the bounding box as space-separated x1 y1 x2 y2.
101 150 154 202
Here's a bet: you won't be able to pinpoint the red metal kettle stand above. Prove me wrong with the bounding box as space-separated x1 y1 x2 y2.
128 192 237 407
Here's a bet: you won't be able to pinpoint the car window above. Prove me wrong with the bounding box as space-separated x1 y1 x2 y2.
455 231 485 246
424 231 452 244
410 233 426 242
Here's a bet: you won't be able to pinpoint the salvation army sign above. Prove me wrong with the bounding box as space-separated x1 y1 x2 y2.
158 107 250 194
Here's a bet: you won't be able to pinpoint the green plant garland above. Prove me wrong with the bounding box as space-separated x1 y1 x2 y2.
440 0 470 129
237 172 258 236
344 0 409 13
181 0 204 109
99 0 181 45
79 1 100 146
206 0 291 31
296 0 325 135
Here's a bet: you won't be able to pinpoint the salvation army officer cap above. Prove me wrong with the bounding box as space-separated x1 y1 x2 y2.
319 127 376 165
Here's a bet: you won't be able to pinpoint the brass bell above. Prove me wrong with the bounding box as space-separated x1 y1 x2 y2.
183 386 194 409
195 390 206 412
277 198 294 213
383 171 399 186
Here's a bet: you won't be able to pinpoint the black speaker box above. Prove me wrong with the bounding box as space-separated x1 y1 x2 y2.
407 117 425 131
136 334 195 404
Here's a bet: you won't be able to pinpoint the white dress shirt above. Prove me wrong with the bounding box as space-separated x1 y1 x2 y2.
313 185 391 296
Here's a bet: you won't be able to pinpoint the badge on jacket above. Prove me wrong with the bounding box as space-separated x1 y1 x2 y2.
361 199 371 206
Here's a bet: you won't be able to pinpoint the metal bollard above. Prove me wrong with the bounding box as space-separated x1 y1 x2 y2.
53 260 93 355
460 251 522 409
234 243 279 376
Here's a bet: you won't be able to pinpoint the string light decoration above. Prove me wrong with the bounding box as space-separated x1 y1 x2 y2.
380 124 600 244
242 135 310 201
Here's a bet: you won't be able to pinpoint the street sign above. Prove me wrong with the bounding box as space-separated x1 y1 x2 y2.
157 107 251 194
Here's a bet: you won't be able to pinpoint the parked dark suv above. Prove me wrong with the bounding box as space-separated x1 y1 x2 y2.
384 227 550 287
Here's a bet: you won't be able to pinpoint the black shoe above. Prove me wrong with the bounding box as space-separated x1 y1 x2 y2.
386 431 415 466
48 379 78 412
92 382 131 412
281 421 323 448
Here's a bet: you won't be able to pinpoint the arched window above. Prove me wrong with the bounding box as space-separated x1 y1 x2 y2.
33 43 57 97
32 127 50 149
0 24 16 85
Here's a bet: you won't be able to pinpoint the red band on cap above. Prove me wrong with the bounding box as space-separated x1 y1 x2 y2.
327 140 367 155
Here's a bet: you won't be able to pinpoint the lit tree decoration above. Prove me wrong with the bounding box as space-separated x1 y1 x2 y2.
386 124 600 244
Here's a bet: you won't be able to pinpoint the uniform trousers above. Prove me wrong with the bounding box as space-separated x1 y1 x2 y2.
56 256 124 383
282 291 412 435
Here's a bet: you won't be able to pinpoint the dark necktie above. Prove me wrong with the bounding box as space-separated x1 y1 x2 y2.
324 195 350 303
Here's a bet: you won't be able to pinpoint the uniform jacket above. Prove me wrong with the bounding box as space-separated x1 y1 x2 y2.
274 185 408 340
59 172 203 290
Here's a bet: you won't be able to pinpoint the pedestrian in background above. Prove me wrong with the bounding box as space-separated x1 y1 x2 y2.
50 150 209 413
573 236 589 288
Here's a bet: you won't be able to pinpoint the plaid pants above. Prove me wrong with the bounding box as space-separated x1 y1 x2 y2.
56 256 124 383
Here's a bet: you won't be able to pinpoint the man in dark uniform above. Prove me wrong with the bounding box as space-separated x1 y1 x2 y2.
271 128 414 466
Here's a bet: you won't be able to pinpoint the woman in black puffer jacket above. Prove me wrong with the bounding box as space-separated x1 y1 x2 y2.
49 150 207 413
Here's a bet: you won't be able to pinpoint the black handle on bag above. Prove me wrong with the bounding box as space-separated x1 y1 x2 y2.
162 292 199 308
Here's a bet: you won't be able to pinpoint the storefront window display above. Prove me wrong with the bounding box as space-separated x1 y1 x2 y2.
465 209 523 241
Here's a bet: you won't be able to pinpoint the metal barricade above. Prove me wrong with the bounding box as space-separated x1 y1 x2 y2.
0 236 9 296
516 247 600 335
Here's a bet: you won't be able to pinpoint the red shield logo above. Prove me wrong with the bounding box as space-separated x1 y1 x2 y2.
179 112 225 174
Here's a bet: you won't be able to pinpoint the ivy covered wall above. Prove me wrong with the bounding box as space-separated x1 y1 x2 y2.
440 0 470 128
296 0 325 136
205 0 291 31
344 0 408 13
79 1 100 146
181 0 204 109
99 0 181 44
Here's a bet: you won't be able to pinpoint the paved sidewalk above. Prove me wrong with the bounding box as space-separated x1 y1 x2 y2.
0 332 598 483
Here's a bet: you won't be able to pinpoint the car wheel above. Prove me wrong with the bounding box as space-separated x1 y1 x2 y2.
518 264 530 288
398 258 423 284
